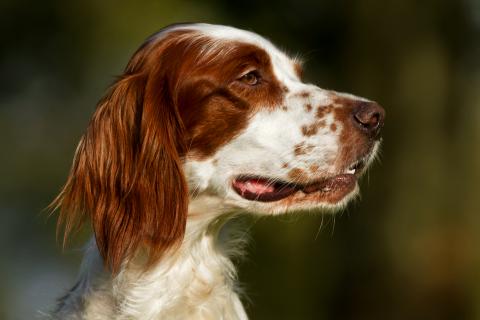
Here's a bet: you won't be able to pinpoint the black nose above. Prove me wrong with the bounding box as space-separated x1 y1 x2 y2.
352 101 385 138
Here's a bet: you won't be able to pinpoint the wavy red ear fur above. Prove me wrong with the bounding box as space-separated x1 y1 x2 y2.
53 42 188 272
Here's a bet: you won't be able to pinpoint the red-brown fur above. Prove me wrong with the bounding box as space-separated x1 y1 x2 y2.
53 30 285 272
333 97 376 171
177 43 284 158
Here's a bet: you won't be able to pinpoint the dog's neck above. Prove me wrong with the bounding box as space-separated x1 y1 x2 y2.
55 194 249 319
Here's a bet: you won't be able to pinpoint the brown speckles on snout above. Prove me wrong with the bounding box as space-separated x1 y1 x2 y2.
309 164 319 174
294 143 305 156
301 124 318 137
316 104 334 119
294 143 314 156
288 168 307 182
295 91 311 99
301 121 326 137
304 104 312 112
330 123 337 132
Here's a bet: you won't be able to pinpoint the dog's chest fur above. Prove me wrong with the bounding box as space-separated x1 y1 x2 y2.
55 196 248 320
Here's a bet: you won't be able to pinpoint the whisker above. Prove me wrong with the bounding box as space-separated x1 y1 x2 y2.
330 215 336 236
314 212 325 240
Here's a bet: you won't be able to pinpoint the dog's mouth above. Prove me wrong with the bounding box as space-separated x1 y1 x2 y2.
232 157 368 203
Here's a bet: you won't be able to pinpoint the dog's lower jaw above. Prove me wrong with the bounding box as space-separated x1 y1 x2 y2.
53 194 248 320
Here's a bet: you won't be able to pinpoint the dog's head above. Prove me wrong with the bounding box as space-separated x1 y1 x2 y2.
55 23 384 271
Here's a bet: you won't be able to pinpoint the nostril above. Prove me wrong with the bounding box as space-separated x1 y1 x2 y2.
352 102 385 137
354 111 380 129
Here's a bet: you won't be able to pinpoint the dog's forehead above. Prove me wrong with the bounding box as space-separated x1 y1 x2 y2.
163 23 299 82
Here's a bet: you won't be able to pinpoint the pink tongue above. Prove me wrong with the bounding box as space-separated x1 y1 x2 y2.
235 179 275 195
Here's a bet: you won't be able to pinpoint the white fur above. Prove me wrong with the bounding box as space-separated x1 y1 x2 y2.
53 23 379 319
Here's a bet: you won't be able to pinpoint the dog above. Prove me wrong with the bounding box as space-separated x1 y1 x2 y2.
52 23 385 319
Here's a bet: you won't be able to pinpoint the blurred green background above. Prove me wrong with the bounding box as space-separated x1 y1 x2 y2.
1 0 480 319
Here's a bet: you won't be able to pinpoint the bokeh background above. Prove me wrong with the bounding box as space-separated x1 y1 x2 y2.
1 0 480 319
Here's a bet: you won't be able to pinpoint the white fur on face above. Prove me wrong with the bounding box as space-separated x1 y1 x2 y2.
181 24 375 214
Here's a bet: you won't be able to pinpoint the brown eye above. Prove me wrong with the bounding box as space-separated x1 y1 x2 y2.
238 70 260 86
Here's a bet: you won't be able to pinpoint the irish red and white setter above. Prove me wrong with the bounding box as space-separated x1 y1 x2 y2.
52 23 385 319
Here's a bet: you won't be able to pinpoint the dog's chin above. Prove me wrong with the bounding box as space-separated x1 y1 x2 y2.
231 176 360 215
264 183 360 214
230 143 379 214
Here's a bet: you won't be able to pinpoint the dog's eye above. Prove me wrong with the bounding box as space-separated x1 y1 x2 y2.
238 70 260 86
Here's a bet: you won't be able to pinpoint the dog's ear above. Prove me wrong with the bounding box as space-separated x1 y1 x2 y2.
53 44 188 272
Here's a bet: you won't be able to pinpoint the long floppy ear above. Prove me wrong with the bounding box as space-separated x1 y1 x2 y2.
53 55 188 272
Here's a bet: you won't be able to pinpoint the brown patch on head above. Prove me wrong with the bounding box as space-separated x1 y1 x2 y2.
179 81 251 158
304 104 313 112
175 37 286 158
309 164 319 174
